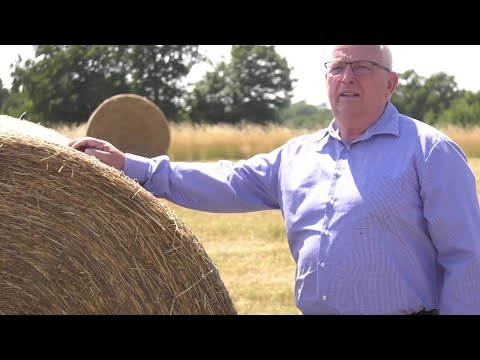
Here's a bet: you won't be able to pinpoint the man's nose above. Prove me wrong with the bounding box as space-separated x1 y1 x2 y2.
340 63 356 82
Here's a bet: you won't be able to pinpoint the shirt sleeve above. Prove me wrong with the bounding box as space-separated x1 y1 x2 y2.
420 138 480 314
122 149 282 213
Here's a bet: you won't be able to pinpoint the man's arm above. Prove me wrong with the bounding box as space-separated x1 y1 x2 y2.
420 138 480 314
123 150 282 213
69 136 282 213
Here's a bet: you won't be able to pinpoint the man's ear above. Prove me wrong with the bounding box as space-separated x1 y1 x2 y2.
386 72 399 97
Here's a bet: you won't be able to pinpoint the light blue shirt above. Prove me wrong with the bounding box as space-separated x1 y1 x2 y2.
124 102 480 315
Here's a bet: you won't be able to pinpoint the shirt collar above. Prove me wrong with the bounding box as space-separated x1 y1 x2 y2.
324 101 400 143
309 128 330 143
364 101 400 139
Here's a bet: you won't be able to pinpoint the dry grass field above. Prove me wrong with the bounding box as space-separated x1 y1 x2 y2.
52 122 480 315
55 121 480 160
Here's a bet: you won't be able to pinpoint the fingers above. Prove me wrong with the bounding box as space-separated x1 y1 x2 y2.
84 148 109 160
68 137 125 170
68 137 109 152
84 148 97 156
77 146 123 169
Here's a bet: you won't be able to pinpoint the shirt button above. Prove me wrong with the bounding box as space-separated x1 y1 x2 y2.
346 145 351 150
324 230 330 236
329 199 335 205
320 262 325 267
322 295 327 301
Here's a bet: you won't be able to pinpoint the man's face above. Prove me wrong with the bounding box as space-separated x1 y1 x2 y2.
325 45 397 121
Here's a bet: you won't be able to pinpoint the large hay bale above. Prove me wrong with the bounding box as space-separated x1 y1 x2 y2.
0 116 236 315
0 115 70 145
86 94 170 158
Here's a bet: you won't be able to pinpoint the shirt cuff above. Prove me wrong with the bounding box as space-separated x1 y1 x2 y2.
123 153 150 185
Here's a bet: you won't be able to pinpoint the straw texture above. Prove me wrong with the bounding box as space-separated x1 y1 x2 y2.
0 115 71 145
0 116 236 315
86 94 171 158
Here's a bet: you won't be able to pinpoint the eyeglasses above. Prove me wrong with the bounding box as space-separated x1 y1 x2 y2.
324 60 391 76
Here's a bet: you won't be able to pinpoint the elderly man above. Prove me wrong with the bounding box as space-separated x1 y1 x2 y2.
69 45 480 315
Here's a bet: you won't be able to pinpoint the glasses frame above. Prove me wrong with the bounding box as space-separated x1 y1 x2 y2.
324 60 391 76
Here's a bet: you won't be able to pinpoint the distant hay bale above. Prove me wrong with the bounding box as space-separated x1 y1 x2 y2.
86 94 171 158
0 115 236 315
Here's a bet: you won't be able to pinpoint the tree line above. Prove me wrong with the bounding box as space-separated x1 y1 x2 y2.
0 45 479 128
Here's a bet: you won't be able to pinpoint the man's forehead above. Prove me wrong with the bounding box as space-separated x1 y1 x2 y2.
330 45 382 61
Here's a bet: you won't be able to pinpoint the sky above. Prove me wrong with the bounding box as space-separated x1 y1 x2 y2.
1 45 480 107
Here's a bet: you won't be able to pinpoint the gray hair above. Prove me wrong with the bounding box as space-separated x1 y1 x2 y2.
327 45 394 71
380 45 393 71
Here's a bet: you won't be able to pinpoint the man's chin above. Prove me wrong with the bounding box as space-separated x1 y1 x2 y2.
335 105 365 119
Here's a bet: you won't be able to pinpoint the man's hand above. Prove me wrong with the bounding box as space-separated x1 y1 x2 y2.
68 137 126 171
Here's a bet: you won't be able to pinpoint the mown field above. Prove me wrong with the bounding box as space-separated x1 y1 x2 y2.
55 122 480 315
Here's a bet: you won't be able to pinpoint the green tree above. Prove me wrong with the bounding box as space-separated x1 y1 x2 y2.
229 45 294 123
1 52 34 117
1 90 33 118
189 45 295 124
436 90 480 127
10 45 130 124
423 72 459 124
9 45 204 124
129 45 205 121
391 70 428 121
0 79 9 111
279 101 332 129
391 70 460 125
188 61 235 123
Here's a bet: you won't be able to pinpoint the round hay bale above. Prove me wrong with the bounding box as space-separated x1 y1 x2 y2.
0 116 236 315
86 94 170 158
0 115 70 145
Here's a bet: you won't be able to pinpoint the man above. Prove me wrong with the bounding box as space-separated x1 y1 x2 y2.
69 45 480 314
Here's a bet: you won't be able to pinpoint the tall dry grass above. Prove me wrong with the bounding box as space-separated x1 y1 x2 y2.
54 122 480 161
54 122 88 141
441 126 480 158
167 123 311 161
54 122 311 160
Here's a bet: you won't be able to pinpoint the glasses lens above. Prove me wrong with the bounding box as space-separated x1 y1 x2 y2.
351 61 374 76
326 62 346 75
326 61 379 76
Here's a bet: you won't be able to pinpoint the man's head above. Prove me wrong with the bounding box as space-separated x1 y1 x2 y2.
325 45 398 125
